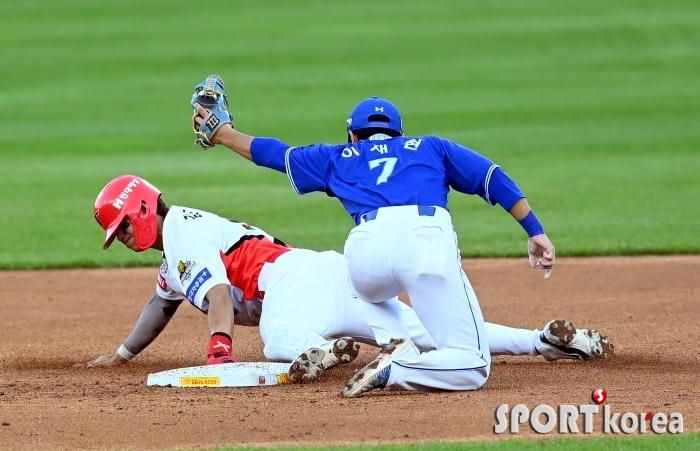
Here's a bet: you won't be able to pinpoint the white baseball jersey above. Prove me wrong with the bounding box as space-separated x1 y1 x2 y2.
155 206 289 326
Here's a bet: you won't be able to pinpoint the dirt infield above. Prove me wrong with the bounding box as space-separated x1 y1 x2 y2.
1 256 698 450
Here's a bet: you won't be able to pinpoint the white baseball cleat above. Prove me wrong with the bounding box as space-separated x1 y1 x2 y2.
287 337 360 383
341 338 409 398
536 319 614 361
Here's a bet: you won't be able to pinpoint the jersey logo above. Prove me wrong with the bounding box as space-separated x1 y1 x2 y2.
212 340 231 353
187 268 212 302
205 115 220 129
182 210 202 220
177 260 196 282
341 146 360 158
404 138 422 151
370 144 388 154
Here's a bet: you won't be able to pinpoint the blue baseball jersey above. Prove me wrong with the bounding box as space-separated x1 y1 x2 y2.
251 134 524 225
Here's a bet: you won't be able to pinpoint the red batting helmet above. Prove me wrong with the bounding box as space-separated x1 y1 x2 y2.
94 175 161 251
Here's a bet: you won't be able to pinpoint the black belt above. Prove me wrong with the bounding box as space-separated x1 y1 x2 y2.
361 205 437 223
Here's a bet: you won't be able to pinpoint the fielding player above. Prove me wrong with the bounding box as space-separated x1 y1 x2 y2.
85 175 613 383
190 76 559 396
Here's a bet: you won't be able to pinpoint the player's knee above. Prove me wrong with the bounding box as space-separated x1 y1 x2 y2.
477 362 491 387
457 359 490 390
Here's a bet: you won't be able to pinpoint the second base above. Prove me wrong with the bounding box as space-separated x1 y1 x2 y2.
146 362 291 387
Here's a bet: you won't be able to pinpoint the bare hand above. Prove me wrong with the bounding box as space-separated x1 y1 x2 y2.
528 234 555 279
193 103 208 127
79 353 129 368
193 104 233 145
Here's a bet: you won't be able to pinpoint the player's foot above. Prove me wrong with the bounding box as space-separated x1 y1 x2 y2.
287 337 360 383
323 337 361 369
536 319 614 361
341 338 409 398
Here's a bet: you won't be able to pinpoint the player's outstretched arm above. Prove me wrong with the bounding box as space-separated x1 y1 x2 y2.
204 284 240 364
81 293 184 367
193 104 254 161
508 198 555 279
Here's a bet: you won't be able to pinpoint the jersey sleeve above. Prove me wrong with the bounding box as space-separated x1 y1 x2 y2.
442 137 497 199
155 260 184 301
250 137 289 173
251 139 341 195
166 230 231 311
442 138 525 210
284 144 332 194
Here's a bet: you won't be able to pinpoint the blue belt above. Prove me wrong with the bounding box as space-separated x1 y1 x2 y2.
361 205 437 223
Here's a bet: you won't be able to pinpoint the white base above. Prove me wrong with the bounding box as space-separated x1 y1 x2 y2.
146 362 292 387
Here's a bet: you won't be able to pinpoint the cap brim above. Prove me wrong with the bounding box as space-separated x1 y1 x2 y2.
102 216 125 250
102 233 117 250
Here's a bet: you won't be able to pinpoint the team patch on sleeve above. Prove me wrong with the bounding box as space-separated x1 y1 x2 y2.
158 262 169 291
186 268 212 302
158 273 168 291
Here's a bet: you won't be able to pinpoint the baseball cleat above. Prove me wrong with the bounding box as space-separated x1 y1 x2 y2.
323 337 361 369
536 319 615 361
287 337 360 383
341 338 408 398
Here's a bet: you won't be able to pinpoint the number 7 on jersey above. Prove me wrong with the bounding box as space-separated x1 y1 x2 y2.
368 157 398 185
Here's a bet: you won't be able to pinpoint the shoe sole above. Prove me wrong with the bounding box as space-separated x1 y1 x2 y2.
329 337 361 366
341 338 409 398
585 329 615 359
288 338 362 383
540 320 615 361
544 320 576 346
288 348 325 383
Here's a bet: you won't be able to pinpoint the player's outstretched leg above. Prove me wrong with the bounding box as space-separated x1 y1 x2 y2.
535 319 615 361
288 337 361 383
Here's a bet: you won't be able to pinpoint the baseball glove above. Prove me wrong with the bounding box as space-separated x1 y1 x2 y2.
191 75 233 149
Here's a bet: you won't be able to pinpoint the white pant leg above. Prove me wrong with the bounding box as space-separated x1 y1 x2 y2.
344 206 490 391
394 301 538 356
486 323 539 356
258 249 344 361
342 243 414 346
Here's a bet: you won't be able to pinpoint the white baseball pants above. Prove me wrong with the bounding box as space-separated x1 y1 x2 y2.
344 205 491 391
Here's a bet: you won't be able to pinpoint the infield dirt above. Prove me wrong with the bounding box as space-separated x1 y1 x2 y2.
1 256 698 450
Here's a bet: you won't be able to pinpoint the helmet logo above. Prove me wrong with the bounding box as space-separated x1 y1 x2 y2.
111 178 142 209
375 106 384 112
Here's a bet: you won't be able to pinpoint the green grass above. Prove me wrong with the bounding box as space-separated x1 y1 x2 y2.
1 0 699 268
209 432 700 450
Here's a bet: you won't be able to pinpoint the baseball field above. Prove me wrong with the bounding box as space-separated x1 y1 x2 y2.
1 0 699 449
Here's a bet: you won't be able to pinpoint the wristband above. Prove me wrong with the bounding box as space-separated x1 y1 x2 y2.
116 344 136 361
518 211 545 238
208 332 233 358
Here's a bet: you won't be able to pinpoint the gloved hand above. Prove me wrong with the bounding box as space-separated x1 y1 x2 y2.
191 75 233 149
207 332 239 365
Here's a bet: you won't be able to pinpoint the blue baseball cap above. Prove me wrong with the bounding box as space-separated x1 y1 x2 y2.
347 96 403 133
